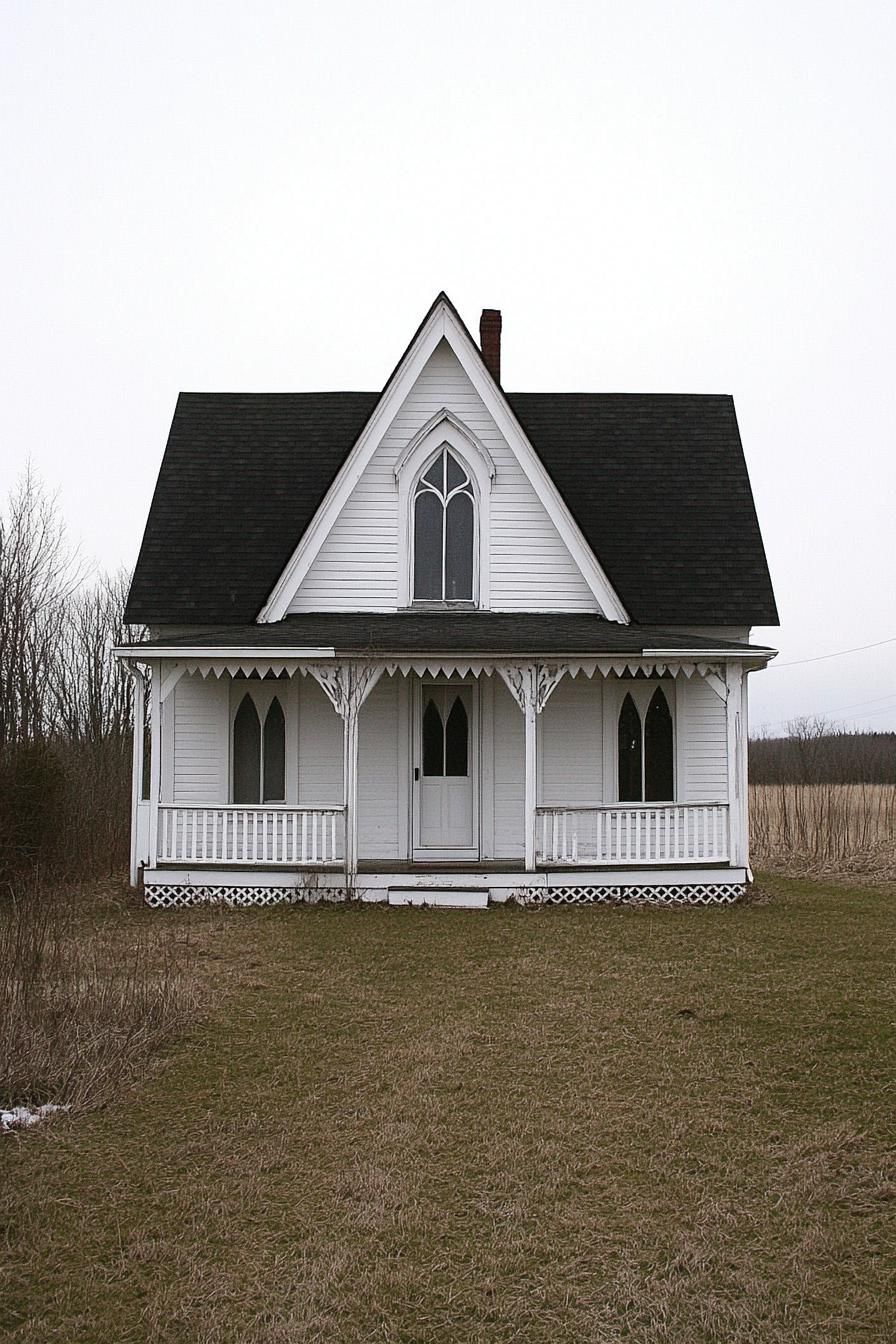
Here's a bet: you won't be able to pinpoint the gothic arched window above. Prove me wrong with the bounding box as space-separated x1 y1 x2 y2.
644 687 674 801
233 692 286 803
413 448 474 601
617 686 674 802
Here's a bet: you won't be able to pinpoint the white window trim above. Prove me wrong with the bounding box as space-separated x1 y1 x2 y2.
229 680 291 804
396 420 493 609
602 678 678 804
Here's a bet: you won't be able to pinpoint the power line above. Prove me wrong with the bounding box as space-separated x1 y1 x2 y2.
770 635 896 669
755 702 896 732
816 692 896 714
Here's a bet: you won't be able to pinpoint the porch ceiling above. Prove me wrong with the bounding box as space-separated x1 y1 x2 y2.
117 612 774 659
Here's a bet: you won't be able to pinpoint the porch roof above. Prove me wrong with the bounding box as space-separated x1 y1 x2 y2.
118 613 774 660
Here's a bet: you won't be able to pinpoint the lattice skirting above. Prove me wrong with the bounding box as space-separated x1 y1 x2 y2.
143 885 350 908
145 882 745 909
527 883 746 906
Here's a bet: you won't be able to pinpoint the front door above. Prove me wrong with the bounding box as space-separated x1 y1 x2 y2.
413 682 478 859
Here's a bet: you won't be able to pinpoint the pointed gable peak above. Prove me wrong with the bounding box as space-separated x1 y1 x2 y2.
259 295 629 624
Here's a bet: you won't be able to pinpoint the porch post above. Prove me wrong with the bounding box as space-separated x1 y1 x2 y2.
127 663 145 887
739 668 751 873
524 695 537 871
497 664 568 872
724 661 744 868
343 703 360 884
308 661 385 888
148 658 162 870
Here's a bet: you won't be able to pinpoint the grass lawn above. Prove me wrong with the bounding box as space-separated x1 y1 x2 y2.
2 877 895 1343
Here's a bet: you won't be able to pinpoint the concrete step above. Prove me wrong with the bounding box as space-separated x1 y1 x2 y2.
387 888 489 909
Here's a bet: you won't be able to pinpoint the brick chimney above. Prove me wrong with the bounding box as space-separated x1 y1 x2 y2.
479 309 502 384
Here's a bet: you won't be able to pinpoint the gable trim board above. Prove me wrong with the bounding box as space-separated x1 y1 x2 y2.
259 295 629 625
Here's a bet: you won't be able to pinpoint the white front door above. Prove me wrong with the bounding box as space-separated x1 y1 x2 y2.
413 682 478 858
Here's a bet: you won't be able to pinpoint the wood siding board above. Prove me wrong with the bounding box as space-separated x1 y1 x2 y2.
289 341 599 615
172 674 227 805
492 676 525 858
540 678 603 806
297 676 344 805
680 677 728 802
357 675 400 859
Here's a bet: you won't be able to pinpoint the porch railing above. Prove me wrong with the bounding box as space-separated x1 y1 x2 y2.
156 806 345 866
536 803 729 866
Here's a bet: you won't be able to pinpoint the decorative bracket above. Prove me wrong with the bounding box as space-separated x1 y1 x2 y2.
307 661 385 720
497 663 568 715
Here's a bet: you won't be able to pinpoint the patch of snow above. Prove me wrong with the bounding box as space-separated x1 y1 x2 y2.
1 1103 70 1132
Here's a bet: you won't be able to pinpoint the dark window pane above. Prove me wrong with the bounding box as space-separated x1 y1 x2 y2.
233 694 261 803
445 696 468 776
644 687 674 801
422 698 444 775
414 490 443 599
445 451 466 492
263 697 286 801
444 492 473 600
422 453 443 489
618 693 642 802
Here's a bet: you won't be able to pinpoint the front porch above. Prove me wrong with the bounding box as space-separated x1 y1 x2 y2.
122 639 757 905
145 799 731 868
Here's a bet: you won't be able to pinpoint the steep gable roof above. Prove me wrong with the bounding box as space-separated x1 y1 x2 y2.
125 304 778 628
260 295 626 621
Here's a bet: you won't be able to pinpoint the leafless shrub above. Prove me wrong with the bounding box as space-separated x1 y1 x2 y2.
0 469 144 880
751 783 896 879
0 873 196 1110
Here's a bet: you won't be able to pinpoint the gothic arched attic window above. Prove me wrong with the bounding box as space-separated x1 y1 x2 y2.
233 693 286 803
413 448 474 602
617 686 674 803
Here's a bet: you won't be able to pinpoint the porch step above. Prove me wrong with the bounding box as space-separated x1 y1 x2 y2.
387 888 489 909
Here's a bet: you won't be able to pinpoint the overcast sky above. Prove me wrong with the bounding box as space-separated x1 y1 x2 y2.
2 0 894 733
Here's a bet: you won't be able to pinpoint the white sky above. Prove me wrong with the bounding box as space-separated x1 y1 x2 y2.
2 0 894 734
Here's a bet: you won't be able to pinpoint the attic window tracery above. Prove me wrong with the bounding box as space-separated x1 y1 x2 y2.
413 447 475 602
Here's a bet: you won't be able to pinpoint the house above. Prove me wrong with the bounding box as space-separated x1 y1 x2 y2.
115 294 778 908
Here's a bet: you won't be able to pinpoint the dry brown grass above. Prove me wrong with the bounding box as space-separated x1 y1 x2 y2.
2 877 895 1343
0 875 199 1111
751 783 896 880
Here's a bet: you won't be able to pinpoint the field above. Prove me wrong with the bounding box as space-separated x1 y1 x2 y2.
2 875 895 1344
750 783 896 880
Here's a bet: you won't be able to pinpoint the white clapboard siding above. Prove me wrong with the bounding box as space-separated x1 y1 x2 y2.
492 676 525 858
172 675 227 805
297 676 344 805
289 340 599 613
357 674 401 858
680 676 728 802
539 676 603 807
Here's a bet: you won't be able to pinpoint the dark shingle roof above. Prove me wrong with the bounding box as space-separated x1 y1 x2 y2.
125 391 777 626
120 612 773 657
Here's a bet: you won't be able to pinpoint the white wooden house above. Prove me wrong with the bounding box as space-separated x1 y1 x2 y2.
116 295 778 907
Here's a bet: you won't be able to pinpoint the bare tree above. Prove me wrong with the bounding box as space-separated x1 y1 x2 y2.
52 569 141 743
0 467 84 750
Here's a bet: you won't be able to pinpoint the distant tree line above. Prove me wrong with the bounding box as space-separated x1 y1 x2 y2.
750 718 896 785
0 468 144 879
